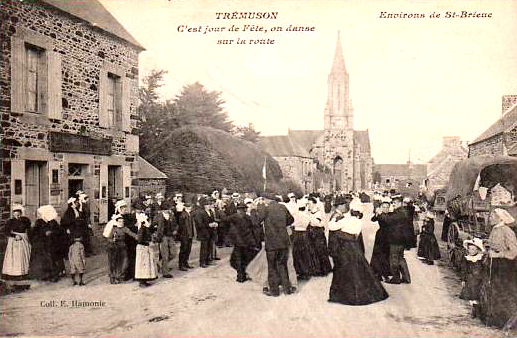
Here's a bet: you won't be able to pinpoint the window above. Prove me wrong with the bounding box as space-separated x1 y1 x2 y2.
11 29 62 119
25 44 43 113
107 73 121 128
99 64 130 131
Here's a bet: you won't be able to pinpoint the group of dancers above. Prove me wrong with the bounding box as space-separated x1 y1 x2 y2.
229 191 431 305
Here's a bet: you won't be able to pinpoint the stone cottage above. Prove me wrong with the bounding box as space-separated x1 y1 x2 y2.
0 0 145 225
468 95 517 158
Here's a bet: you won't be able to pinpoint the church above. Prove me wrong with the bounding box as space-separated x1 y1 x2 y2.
259 32 373 193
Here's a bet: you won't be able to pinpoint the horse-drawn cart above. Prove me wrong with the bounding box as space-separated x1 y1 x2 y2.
444 156 517 268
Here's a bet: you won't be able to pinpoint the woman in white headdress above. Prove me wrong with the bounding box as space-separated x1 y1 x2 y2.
2 204 31 280
134 213 158 287
479 208 517 329
29 205 59 281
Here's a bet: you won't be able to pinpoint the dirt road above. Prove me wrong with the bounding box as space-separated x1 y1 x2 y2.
0 204 504 338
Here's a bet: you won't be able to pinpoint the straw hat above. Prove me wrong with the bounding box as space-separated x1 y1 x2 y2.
463 238 485 252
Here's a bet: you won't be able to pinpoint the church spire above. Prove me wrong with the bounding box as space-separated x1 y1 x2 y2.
331 30 347 74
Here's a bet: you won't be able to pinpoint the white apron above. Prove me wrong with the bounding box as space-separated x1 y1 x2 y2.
135 244 158 279
2 232 31 276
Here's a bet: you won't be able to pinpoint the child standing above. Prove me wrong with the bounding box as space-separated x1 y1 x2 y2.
68 236 86 286
417 212 441 265
460 238 485 318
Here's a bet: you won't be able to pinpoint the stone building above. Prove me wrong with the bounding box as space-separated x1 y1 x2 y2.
0 0 145 225
259 134 315 194
469 95 517 158
425 136 468 193
373 163 427 191
259 32 373 193
134 157 167 198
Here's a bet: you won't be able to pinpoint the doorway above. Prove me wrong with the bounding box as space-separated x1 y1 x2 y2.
68 163 88 198
333 157 343 191
25 161 49 220
108 165 122 200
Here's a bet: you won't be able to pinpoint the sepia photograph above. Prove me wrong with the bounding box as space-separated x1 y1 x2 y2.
1 0 517 337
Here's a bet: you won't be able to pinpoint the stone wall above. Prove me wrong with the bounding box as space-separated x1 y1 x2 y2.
469 134 504 157
0 1 140 225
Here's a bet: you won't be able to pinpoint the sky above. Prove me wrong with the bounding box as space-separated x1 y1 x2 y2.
99 0 517 164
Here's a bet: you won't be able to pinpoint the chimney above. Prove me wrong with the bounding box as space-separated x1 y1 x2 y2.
443 136 460 149
502 95 517 114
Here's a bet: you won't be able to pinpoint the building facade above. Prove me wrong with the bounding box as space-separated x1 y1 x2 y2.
259 32 373 193
373 163 427 191
0 0 144 225
425 136 468 193
469 95 517 158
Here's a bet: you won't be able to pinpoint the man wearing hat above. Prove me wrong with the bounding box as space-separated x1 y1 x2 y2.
256 193 295 296
177 203 195 271
227 202 260 282
119 200 138 280
194 198 218 268
154 203 178 278
375 195 412 284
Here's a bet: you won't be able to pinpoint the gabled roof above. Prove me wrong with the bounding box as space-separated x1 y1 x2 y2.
470 104 517 145
508 142 517 156
287 130 323 152
41 0 145 50
374 164 427 177
138 157 167 179
354 130 371 153
259 135 311 158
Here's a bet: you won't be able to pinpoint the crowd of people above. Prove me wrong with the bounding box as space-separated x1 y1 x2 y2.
2 188 516 330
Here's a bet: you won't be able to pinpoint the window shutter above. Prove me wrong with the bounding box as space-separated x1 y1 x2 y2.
121 77 131 132
99 164 108 223
47 51 62 119
98 70 109 128
11 36 24 113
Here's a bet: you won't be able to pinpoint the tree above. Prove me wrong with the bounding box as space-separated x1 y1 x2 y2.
233 123 261 143
138 70 178 158
174 82 234 133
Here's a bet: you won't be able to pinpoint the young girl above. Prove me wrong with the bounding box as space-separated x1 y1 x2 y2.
417 212 441 265
68 236 86 286
459 238 485 318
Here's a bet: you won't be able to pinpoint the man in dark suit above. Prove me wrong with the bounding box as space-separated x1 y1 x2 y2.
178 203 195 271
194 198 218 268
375 195 412 284
227 202 260 282
257 194 295 296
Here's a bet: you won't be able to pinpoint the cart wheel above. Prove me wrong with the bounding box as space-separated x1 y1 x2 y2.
445 222 459 265
447 222 460 251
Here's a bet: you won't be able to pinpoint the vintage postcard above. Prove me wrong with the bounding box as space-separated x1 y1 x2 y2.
1 0 516 337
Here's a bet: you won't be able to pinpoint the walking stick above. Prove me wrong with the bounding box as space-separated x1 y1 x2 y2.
485 256 493 328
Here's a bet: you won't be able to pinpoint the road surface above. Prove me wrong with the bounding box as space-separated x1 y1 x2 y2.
0 204 504 338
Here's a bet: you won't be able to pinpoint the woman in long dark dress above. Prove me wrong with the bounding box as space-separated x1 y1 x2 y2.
417 212 441 265
2 204 31 281
29 205 59 282
370 201 392 281
307 197 332 277
291 200 316 280
480 208 517 330
328 198 389 305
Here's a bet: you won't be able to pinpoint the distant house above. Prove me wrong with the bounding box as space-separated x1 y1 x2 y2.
469 95 517 158
426 136 468 193
373 163 427 191
135 157 167 198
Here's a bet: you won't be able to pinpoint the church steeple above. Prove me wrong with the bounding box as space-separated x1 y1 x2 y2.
324 31 351 131
331 30 347 75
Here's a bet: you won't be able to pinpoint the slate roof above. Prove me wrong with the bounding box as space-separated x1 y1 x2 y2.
287 130 323 152
470 103 517 145
42 0 145 50
138 157 167 179
259 135 311 158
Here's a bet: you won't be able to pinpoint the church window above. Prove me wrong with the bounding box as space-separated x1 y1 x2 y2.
337 85 341 112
